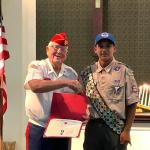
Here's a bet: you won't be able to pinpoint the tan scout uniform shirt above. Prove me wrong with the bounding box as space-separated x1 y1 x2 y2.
90 59 139 119
24 58 78 127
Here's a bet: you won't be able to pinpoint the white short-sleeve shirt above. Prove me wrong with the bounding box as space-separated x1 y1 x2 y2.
24 58 78 127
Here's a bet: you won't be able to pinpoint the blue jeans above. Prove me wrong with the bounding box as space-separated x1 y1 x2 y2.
26 122 71 150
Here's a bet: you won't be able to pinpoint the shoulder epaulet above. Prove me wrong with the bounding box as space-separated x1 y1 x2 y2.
41 59 47 65
116 61 128 67
126 67 134 76
116 61 134 75
116 61 133 69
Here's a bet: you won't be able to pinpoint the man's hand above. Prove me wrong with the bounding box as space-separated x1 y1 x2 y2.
120 103 137 145
67 80 84 93
120 130 131 145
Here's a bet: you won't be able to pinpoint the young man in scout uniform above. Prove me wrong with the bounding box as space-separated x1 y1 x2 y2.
81 32 139 150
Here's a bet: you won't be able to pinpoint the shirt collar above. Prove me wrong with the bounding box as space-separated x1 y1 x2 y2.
96 58 116 73
46 58 69 77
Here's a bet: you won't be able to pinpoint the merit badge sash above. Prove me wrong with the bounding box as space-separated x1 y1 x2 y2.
80 66 124 134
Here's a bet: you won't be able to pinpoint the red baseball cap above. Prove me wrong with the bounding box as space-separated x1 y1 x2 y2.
49 32 68 47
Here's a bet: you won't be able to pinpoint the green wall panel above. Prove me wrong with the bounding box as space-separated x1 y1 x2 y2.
36 0 95 73
103 0 150 85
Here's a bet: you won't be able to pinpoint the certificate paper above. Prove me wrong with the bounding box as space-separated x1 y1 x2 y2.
44 118 83 138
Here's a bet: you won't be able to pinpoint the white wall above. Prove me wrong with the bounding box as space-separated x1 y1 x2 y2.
2 0 36 150
71 124 150 150
21 0 36 149
2 0 22 150
128 123 150 150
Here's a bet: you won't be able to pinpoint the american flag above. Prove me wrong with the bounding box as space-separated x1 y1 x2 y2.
0 25 10 114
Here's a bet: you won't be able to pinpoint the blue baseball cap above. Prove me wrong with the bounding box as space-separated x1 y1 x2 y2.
95 32 116 45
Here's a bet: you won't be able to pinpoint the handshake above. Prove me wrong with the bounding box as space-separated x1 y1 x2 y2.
66 80 84 94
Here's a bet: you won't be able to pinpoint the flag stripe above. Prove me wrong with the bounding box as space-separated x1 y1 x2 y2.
2 75 7 113
0 44 9 52
0 30 6 37
0 25 10 114
1 26 5 32
0 59 4 75
0 38 7 45
0 50 10 60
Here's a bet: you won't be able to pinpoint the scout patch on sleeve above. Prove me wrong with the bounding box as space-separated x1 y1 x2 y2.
131 85 139 93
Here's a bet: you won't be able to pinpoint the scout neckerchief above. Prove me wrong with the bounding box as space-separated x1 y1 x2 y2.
80 65 124 134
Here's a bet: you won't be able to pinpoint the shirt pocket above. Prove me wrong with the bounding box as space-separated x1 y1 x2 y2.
107 82 125 103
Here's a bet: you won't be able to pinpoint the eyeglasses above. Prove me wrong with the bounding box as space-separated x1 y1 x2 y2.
99 44 113 49
49 44 68 53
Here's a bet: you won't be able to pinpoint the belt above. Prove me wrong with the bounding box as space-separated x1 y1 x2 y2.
89 118 105 124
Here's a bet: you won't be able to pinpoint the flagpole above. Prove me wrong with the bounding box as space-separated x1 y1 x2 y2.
0 85 3 150
0 0 3 149
0 0 2 25
0 77 3 150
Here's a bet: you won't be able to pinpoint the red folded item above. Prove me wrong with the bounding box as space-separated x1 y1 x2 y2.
50 92 88 121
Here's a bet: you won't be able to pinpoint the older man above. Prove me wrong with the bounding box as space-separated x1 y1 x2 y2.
24 32 82 150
